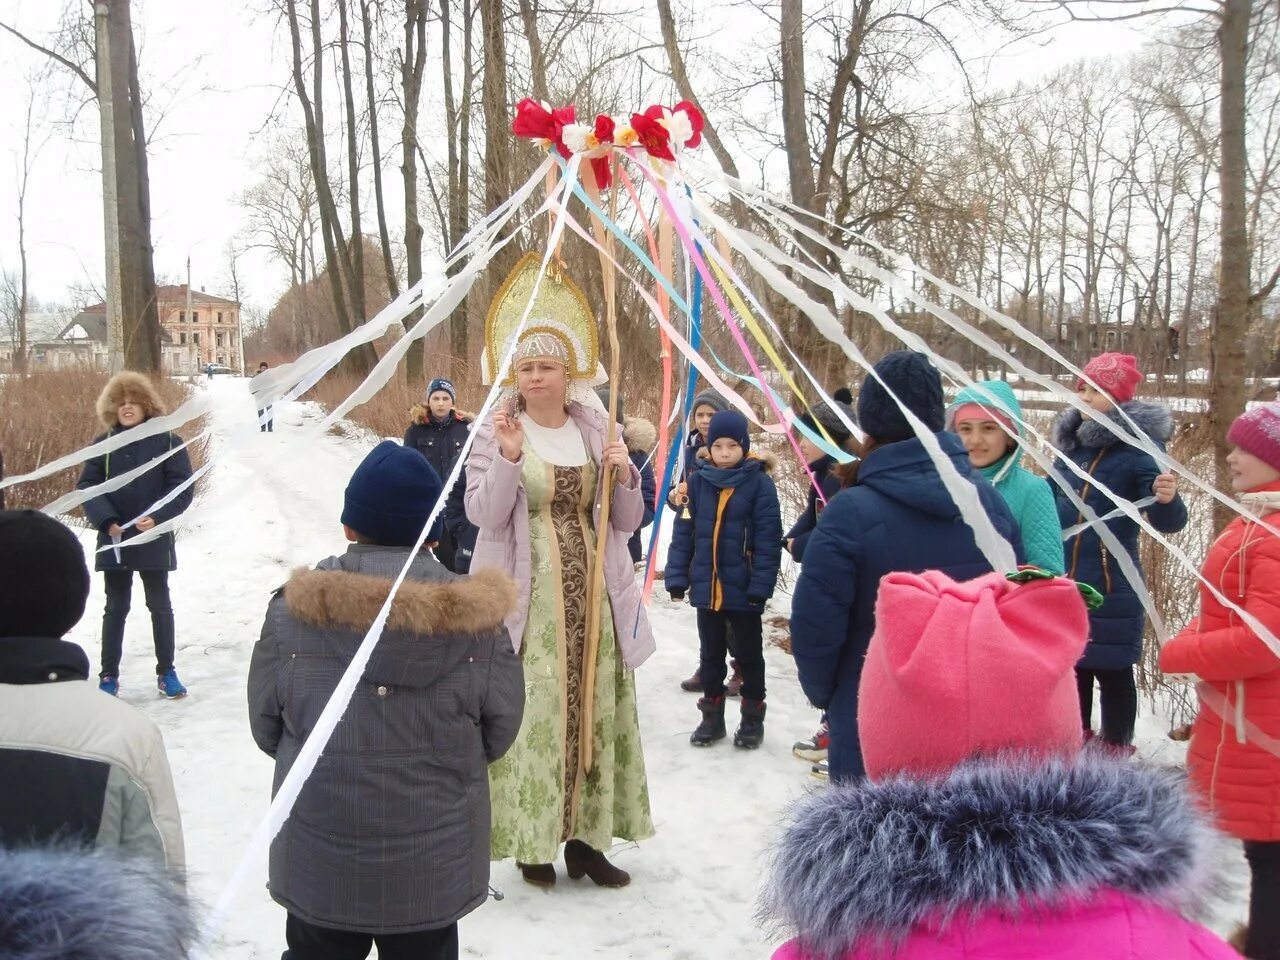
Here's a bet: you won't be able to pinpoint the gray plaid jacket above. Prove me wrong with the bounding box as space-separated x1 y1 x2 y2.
248 544 524 934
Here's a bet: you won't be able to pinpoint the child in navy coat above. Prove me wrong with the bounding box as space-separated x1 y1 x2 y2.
665 411 783 749
77 372 194 699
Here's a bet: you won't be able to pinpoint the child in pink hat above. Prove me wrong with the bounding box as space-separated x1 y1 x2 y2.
1161 401 1280 959
1050 352 1187 750
764 569 1236 960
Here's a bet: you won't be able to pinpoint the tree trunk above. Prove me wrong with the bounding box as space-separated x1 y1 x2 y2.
124 26 160 373
517 0 549 103
480 0 515 324
1211 0 1252 530
654 0 749 227
361 0 400 303
337 0 367 327
402 0 428 381
284 0 375 374
440 0 472 370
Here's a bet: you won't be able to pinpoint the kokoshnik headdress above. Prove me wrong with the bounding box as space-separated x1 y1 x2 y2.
482 252 607 388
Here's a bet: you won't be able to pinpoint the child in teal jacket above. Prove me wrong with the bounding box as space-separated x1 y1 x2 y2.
947 380 1064 574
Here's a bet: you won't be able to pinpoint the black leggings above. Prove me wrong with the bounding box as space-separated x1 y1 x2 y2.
1075 666 1137 746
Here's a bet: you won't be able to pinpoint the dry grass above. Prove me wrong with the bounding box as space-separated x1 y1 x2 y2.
0 369 210 519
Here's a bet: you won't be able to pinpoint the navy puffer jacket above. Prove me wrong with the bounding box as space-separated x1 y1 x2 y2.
784 455 844 563
790 432 1024 781
77 427 194 572
665 453 784 612
1050 400 1188 670
403 406 472 483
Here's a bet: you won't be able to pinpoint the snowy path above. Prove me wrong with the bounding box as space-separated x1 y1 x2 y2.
62 377 1247 956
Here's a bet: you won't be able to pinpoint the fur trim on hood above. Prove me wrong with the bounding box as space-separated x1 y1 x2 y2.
409 404 473 426
761 755 1224 960
0 846 192 960
284 566 516 635
1052 399 1175 455
96 371 167 428
622 416 657 454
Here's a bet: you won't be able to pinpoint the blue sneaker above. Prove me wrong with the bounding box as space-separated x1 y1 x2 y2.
99 676 119 696
157 669 187 699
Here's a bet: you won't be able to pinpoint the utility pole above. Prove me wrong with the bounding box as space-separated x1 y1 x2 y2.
96 0 124 373
186 255 194 366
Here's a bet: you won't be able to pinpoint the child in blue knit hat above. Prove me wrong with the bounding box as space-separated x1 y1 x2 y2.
247 440 524 957
665 411 783 749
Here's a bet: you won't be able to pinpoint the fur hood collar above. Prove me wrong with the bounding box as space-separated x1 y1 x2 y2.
762 756 1222 960
285 565 516 636
695 446 779 474
96 371 166 428
1052 399 1175 455
409 404 472 426
622 415 657 454
0 846 192 960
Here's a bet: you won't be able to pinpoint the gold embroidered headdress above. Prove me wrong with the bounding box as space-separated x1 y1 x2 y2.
481 253 606 387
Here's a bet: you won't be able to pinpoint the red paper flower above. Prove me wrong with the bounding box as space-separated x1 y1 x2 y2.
511 98 577 156
631 106 675 161
593 113 616 145
672 100 704 149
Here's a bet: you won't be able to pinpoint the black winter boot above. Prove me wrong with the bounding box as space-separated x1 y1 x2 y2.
734 699 766 749
690 696 726 746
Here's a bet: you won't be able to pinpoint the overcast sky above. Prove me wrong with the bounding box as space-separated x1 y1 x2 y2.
0 0 1156 319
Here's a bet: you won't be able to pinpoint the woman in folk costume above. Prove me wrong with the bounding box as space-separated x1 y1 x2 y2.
465 256 654 890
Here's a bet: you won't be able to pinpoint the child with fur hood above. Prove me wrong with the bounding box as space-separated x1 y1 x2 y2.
249 441 524 958
764 568 1238 960
665 410 783 749
1161 403 1280 960
672 388 737 694
1049 353 1187 749
77 372 194 699
404 376 475 573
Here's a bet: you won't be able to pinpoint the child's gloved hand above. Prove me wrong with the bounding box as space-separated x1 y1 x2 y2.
1152 472 1178 504
748 595 766 606
669 590 685 602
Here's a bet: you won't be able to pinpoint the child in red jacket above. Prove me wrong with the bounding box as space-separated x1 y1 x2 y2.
1161 402 1280 960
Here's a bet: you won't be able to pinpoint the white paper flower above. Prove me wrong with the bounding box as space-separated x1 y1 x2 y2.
561 121 593 155
663 108 694 148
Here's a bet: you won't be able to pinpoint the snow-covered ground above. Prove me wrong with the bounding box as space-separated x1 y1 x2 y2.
59 378 1247 957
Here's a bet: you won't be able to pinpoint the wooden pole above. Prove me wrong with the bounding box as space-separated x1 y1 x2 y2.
581 157 621 775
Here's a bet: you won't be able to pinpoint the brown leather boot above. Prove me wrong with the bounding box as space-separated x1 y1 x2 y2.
564 839 631 888
726 659 743 698
679 665 702 692
518 862 556 887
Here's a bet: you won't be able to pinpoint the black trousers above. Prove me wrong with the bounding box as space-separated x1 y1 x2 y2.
100 569 176 678
697 609 765 701
258 406 274 431
283 915 458 960
1075 666 1137 746
1247 841 1280 960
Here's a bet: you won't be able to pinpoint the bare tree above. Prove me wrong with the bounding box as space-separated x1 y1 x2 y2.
401 0 430 381
282 0 377 374
1 0 162 372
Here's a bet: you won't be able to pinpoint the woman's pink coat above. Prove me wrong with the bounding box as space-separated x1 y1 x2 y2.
465 401 656 669
773 890 1237 960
